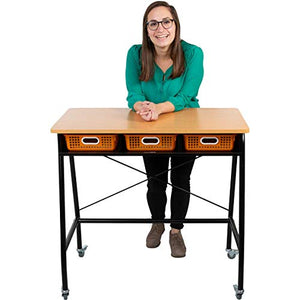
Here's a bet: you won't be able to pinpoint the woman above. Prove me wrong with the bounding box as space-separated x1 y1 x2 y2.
125 1 204 257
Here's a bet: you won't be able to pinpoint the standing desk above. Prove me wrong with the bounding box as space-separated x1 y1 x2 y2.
51 108 249 299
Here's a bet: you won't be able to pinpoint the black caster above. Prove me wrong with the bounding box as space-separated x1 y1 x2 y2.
226 249 238 259
62 289 69 300
233 285 244 299
77 245 88 257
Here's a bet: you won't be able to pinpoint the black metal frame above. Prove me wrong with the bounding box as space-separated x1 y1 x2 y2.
57 133 245 300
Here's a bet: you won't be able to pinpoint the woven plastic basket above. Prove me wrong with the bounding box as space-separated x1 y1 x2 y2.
184 135 235 151
65 135 118 151
125 135 176 151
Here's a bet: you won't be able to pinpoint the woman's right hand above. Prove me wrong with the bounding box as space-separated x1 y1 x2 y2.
134 101 159 121
134 101 150 113
138 108 159 121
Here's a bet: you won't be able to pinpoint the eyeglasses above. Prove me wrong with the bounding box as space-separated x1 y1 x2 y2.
146 18 174 31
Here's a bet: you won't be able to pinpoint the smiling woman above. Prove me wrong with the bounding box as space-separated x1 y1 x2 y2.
125 0 204 258
126 1 204 120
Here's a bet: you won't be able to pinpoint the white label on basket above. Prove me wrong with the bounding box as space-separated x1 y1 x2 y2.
200 137 219 145
81 137 100 145
141 137 160 145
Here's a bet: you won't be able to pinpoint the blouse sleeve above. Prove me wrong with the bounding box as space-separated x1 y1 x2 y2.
168 46 204 111
125 45 146 109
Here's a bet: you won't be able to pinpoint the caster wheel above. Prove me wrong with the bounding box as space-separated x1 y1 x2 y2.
77 245 88 257
62 289 69 300
233 285 244 299
226 249 238 259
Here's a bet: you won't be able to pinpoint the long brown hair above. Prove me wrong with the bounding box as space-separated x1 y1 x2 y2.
139 1 185 82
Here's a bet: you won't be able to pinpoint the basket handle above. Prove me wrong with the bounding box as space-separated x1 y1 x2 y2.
81 137 100 145
141 137 160 145
200 137 219 145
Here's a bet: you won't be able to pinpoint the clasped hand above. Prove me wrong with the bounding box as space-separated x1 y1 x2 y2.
135 101 159 121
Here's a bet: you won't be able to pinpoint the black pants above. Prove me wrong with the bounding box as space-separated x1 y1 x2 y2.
143 155 196 230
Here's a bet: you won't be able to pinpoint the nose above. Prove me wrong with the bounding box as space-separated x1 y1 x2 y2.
157 23 164 32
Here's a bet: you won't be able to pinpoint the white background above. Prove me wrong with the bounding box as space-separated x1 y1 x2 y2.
1 0 300 299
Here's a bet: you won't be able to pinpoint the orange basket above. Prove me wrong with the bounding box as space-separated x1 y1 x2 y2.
65 135 118 151
184 135 235 151
125 135 177 151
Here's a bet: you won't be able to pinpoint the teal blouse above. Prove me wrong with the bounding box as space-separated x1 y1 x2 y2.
125 40 204 112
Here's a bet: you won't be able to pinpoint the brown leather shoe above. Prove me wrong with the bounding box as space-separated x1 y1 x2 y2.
169 230 186 257
146 223 165 248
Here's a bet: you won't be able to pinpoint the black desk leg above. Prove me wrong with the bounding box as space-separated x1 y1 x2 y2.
226 155 238 258
59 155 69 300
234 135 245 299
69 156 88 257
